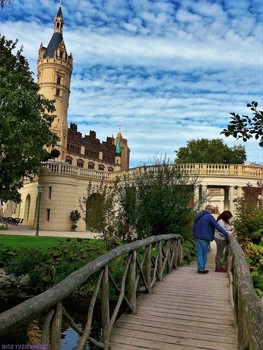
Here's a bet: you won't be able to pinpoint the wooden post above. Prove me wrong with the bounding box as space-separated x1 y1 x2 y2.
50 303 62 350
145 245 152 293
101 266 110 350
128 250 137 314
166 240 171 273
172 239 178 268
157 241 163 281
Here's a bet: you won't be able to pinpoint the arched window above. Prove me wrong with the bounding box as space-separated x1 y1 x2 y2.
66 156 72 165
77 159 84 168
88 162 95 170
108 167 114 172
98 164 105 171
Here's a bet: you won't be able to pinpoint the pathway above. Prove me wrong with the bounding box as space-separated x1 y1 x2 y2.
110 242 238 350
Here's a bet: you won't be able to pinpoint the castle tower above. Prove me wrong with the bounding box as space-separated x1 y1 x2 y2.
37 1 73 160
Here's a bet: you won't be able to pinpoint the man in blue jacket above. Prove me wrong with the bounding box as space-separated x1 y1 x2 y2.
193 204 233 274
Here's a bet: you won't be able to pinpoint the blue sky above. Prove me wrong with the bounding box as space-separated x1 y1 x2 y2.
1 0 262 167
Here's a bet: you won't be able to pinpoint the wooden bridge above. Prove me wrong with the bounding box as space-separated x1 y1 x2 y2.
0 235 262 349
110 244 238 350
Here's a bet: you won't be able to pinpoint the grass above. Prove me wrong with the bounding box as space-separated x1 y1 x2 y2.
0 235 90 250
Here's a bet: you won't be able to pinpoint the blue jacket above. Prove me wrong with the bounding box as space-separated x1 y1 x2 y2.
193 210 229 241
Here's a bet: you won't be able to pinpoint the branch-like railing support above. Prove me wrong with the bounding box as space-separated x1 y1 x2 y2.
0 234 182 349
128 250 137 314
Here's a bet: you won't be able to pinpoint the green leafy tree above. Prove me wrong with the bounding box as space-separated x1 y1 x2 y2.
233 181 263 243
175 138 246 164
112 156 197 240
80 182 114 233
0 36 58 201
221 101 263 147
232 182 263 295
80 157 197 242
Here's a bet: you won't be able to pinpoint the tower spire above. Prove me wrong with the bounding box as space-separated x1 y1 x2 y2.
54 1 64 34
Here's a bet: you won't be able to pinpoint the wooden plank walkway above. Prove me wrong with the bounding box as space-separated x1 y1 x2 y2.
110 242 238 350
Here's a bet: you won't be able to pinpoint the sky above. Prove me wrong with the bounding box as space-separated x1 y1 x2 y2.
0 0 262 168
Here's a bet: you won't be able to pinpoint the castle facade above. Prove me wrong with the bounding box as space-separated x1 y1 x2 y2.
14 3 129 232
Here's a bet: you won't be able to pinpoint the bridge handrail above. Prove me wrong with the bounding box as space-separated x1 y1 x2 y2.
0 234 182 349
228 238 263 350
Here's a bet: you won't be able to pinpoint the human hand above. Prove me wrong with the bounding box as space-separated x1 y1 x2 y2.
228 231 234 237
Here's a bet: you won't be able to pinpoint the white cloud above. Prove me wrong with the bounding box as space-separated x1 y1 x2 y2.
0 0 262 167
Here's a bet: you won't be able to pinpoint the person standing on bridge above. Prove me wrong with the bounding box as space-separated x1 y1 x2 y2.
193 204 233 274
214 210 234 272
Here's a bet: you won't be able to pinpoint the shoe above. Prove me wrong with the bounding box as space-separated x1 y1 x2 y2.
198 270 209 274
215 267 227 272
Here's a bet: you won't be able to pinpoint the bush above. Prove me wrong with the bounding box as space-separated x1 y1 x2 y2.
241 241 263 297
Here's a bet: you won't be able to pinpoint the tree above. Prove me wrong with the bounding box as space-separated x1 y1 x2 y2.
233 181 263 242
221 101 263 147
175 138 246 164
0 36 58 201
80 157 197 242
112 156 197 240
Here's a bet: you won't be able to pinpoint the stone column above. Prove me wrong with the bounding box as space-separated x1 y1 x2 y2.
236 186 243 199
194 185 200 210
202 185 207 207
224 187 229 210
229 186 235 213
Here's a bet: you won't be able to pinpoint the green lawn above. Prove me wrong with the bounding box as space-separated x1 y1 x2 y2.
0 235 88 249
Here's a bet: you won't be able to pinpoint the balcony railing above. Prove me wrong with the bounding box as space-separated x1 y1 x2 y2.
39 161 263 182
40 161 113 181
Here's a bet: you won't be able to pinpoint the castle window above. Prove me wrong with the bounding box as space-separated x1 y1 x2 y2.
55 88 60 96
98 164 105 171
46 209 50 221
66 156 72 165
77 159 84 168
48 187 52 199
88 162 95 170
108 167 114 172
57 76 61 85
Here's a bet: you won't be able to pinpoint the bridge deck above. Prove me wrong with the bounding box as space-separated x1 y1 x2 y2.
110 243 238 350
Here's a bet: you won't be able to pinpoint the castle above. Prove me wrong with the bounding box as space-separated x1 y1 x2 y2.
6 2 130 232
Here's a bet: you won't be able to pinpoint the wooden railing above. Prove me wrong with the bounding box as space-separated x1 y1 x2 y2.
0 234 182 349
227 238 263 350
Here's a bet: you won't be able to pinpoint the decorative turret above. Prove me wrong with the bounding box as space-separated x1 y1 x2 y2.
114 127 130 171
37 1 73 161
115 127 122 155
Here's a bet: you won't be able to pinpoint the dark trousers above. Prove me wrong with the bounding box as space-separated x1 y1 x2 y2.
215 239 227 269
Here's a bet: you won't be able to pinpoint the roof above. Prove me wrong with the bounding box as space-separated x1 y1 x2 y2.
44 32 63 58
57 5 62 17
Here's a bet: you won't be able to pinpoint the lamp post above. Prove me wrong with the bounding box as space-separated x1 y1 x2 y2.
36 184 44 236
